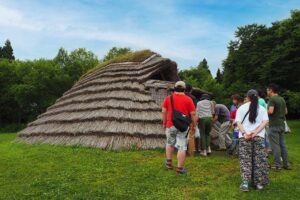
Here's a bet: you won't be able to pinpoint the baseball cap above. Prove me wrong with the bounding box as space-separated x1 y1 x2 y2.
247 89 258 97
175 81 186 89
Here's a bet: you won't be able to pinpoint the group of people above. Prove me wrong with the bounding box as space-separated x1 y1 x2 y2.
161 81 291 192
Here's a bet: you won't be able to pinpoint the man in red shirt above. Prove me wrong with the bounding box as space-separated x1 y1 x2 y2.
162 81 197 174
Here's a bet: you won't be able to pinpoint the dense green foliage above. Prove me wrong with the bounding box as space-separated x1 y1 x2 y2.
179 10 300 117
222 10 300 117
179 59 226 103
0 47 154 126
0 120 299 199
0 47 99 125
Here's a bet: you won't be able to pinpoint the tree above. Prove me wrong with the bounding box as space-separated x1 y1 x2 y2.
215 68 222 83
65 48 99 83
198 58 208 69
179 58 213 87
0 40 15 60
222 10 300 117
0 59 18 124
54 47 69 69
103 47 131 62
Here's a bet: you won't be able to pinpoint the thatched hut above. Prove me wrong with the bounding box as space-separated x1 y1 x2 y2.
17 51 182 149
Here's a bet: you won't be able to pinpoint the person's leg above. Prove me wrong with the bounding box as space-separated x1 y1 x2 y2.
205 118 212 152
175 130 188 168
177 150 186 168
252 137 269 186
166 145 174 160
268 126 282 167
199 119 206 151
210 121 220 147
278 127 289 168
265 126 271 152
239 138 252 183
165 127 176 167
218 121 230 149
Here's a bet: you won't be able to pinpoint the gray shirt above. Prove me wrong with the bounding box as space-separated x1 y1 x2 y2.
197 100 213 118
215 104 230 123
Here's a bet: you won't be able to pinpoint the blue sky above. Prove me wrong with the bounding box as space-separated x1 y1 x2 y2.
0 0 299 76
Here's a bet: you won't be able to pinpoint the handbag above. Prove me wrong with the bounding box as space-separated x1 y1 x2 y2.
284 121 291 134
170 95 192 132
195 127 200 138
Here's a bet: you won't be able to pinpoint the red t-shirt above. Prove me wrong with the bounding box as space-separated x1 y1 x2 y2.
230 109 237 120
162 93 196 128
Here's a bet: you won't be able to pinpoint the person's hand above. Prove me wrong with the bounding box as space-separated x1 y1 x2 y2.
244 133 252 139
250 131 258 138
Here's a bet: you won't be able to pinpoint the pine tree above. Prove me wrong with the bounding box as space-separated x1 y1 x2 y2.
1 40 15 60
215 68 223 83
198 58 209 69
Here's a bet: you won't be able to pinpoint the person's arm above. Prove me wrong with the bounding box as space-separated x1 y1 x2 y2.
162 107 167 129
161 97 169 129
236 122 251 139
251 120 269 138
190 111 198 129
268 97 275 114
196 102 201 118
236 122 245 134
213 115 218 123
188 99 197 129
251 108 269 138
268 106 274 115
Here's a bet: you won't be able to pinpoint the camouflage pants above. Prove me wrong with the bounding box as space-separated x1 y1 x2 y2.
239 137 269 185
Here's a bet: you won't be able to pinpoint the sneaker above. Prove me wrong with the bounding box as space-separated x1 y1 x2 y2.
164 160 173 170
283 165 292 170
240 181 249 192
271 165 282 170
207 146 212 154
176 167 187 174
200 150 207 157
256 184 264 190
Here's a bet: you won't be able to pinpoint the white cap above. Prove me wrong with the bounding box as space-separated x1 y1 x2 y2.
175 81 186 89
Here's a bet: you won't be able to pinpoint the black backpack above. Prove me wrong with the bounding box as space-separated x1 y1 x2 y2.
170 95 192 132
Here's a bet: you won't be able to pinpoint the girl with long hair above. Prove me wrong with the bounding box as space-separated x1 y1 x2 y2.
235 89 269 192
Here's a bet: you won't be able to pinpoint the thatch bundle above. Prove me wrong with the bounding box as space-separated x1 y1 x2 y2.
17 52 180 150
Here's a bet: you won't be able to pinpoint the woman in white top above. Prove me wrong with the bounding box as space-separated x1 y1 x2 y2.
196 94 213 156
235 89 269 192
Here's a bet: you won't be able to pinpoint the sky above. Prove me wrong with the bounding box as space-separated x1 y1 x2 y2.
0 0 299 76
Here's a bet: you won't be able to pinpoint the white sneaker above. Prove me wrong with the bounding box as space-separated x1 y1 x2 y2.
207 146 212 154
256 184 264 190
200 150 207 157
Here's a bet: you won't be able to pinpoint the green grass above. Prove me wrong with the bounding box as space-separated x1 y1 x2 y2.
0 121 299 200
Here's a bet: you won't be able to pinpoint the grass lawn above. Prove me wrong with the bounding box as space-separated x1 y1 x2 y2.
0 121 299 200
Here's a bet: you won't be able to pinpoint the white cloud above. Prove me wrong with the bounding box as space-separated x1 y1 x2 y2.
0 1 235 75
0 4 43 31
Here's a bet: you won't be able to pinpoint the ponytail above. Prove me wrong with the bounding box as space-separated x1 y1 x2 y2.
248 95 258 123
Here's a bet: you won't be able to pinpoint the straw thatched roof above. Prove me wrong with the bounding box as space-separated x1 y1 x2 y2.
17 52 180 150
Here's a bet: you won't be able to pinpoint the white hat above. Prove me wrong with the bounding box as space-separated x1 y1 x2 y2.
175 81 186 89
